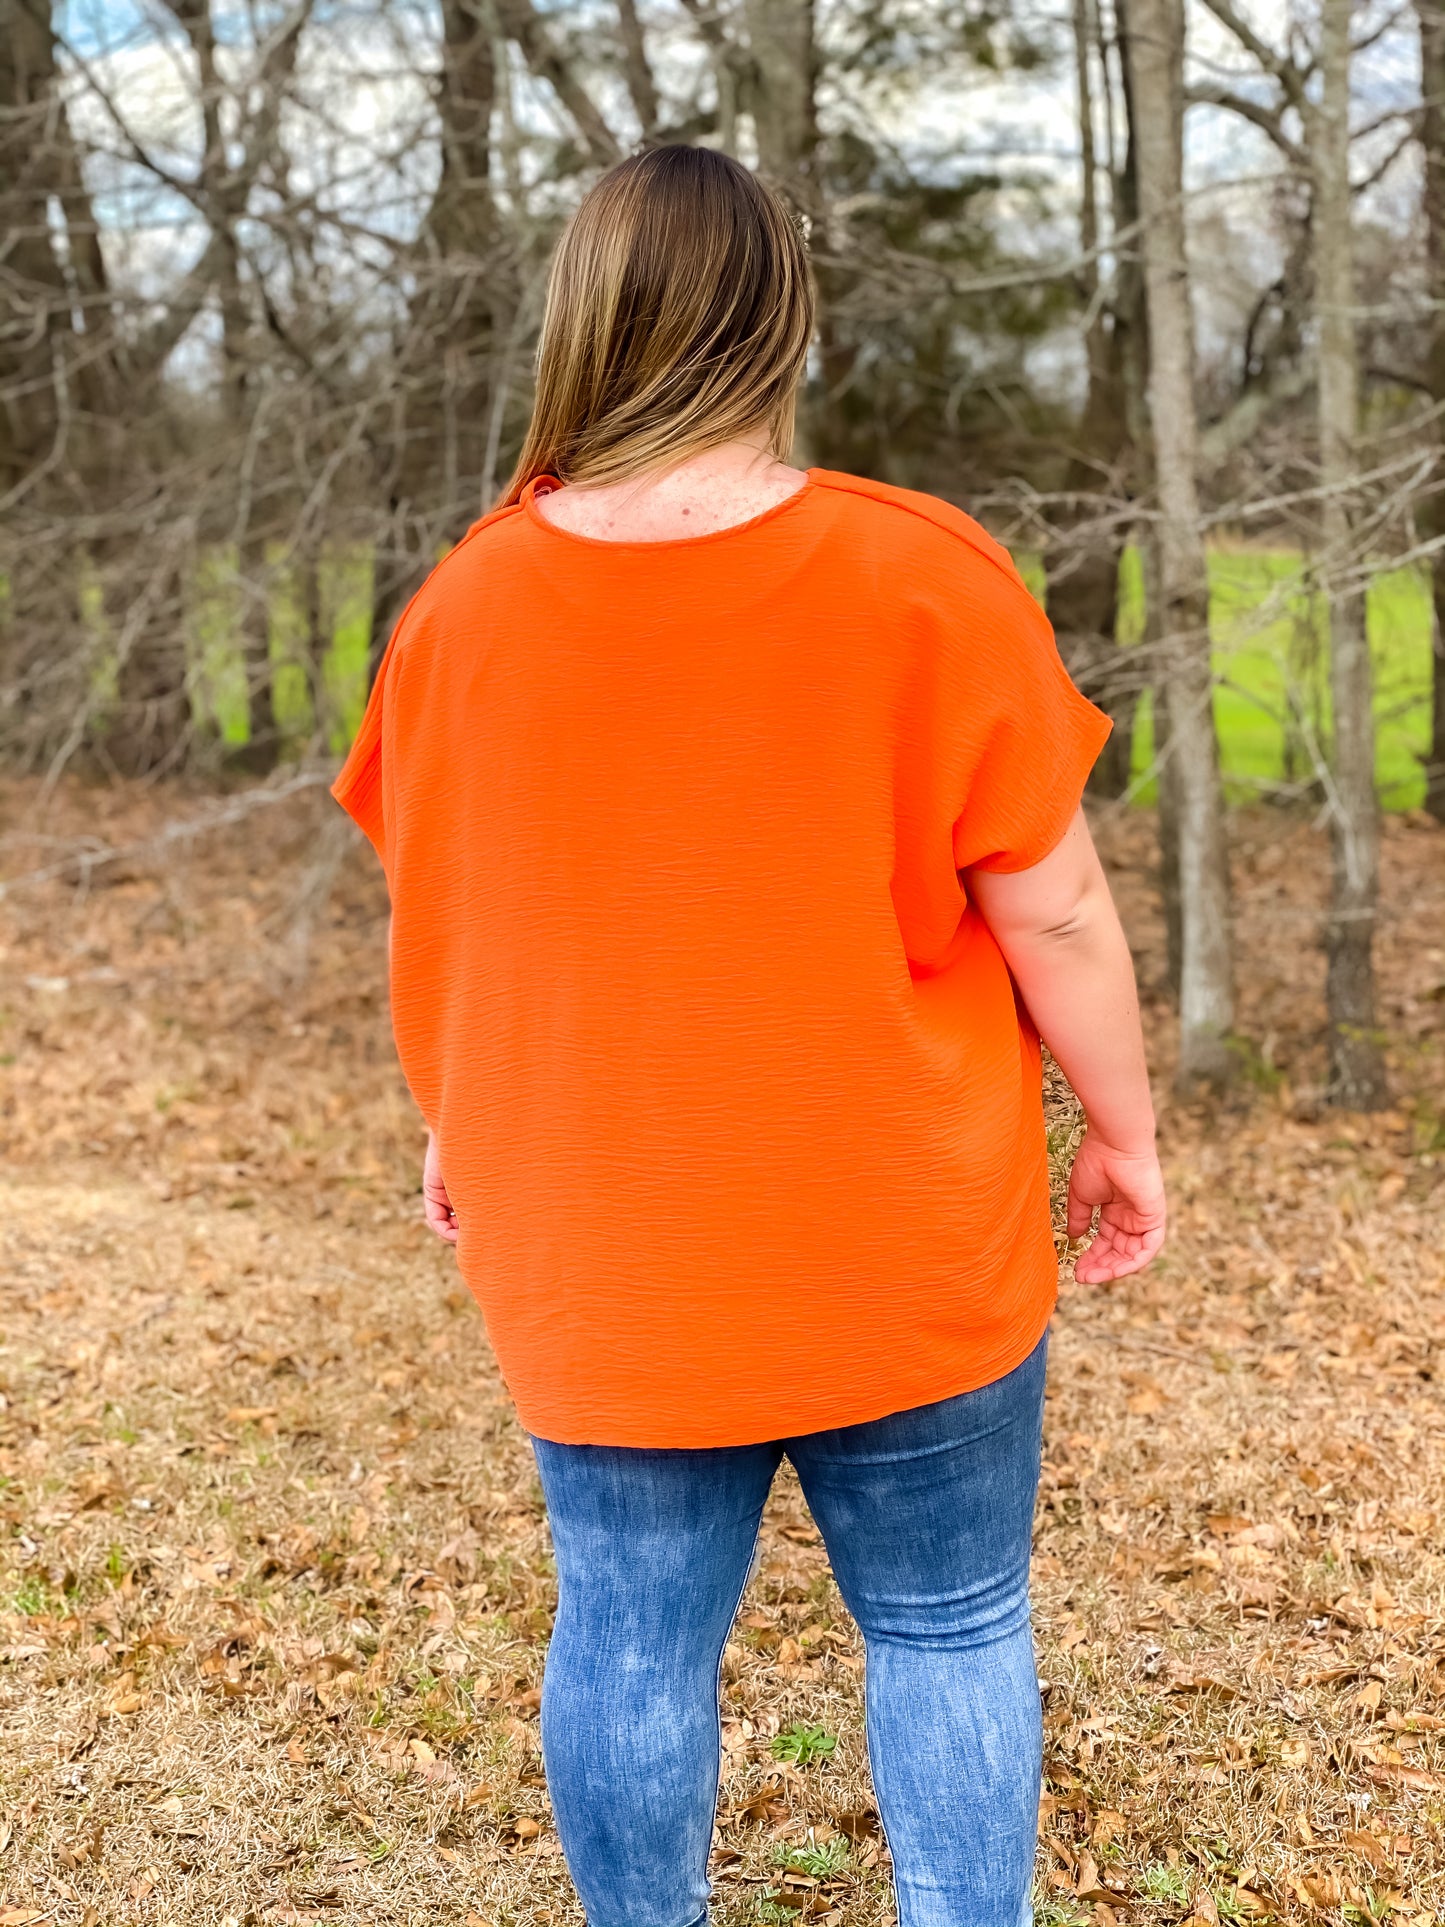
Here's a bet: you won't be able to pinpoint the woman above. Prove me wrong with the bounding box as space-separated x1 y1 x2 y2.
334 145 1165 1927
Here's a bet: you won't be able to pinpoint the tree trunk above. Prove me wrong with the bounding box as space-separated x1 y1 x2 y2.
1142 532 1185 999
616 0 659 138
745 0 816 206
367 0 500 686
1418 0 1445 822
1050 0 1135 799
1315 0 1387 1107
1123 0 1236 1087
0 0 112 759
744 0 823 464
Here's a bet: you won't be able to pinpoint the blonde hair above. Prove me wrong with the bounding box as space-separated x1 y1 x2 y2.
501 146 815 505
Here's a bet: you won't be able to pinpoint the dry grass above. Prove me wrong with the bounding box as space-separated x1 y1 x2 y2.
1 777 1444 1927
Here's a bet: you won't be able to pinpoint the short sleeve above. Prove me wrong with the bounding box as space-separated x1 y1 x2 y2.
331 505 518 863
949 582 1113 875
331 611 409 866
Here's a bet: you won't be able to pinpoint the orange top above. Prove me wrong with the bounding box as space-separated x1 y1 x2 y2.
334 470 1110 1447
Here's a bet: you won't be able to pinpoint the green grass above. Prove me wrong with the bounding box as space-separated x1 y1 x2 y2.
1119 546 1432 810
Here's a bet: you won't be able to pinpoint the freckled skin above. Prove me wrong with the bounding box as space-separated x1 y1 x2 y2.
535 434 808 542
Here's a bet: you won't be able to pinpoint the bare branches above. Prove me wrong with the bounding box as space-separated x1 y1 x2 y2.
1196 0 1312 109
493 0 621 165
0 0 1435 845
1184 81 1306 166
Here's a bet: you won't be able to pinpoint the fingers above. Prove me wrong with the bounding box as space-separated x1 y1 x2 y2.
1065 1179 1096 1242
422 1186 459 1244
422 1133 459 1243
1073 1217 1165 1284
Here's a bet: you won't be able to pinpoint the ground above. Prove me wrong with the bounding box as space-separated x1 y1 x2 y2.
1 778 1444 1927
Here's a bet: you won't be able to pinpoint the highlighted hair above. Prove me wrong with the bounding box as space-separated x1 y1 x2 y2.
501 145 815 504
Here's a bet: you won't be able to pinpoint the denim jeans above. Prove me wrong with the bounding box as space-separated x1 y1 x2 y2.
529 1332 1047 1927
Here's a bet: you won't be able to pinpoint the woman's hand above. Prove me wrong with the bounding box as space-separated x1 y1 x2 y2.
422 1130 459 1244
967 809 1166 1285
1066 1131 1167 1284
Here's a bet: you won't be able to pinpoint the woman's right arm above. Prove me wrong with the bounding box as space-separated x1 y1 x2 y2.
393 912 459 1246
965 807 1166 1284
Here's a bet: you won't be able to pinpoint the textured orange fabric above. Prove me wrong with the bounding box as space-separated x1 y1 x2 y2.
333 469 1111 1446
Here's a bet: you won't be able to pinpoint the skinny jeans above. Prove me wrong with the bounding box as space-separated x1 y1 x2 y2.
529 1332 1048 1927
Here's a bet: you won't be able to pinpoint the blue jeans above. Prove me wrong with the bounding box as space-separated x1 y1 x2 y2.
530 1333 1047 1927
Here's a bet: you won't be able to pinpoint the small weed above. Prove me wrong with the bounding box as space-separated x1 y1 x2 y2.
770 1722 837 1767
1343 1894 1404 1925
1142 1864 1192 1904
773 1834 848 1876
1032 1902 1093 1927
10 1575 58 1617
1226 1031 1285 1091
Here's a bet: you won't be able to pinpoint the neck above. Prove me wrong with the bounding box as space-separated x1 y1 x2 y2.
533 435 811 543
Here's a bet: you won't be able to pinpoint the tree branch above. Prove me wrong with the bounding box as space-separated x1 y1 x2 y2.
493 0 621 165
616 0 659 138
1196 0 1310 110
1184 81 1305 166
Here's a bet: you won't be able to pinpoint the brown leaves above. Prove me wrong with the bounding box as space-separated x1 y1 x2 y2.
1122 1373 1170 1416
834 1806 879 1841
100 1670 145 1717
406 1738 460 1787
1363 1761 1445 1792
1089 1808 1127 1847
7 790 1445 1926
1167 1674 1241 1701
1342 1828 1396 1872
723 1784 790 1828
1294 1873 1356 1919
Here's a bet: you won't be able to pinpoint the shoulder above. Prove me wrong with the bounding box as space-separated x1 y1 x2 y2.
392 503 529 653
809 470 1034 604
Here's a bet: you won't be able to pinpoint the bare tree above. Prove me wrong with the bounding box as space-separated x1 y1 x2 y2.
1123 0 1236 1086
1418 0 1445 823
0 0 117 754
368 0 503 679
1047 0 1139 801
1316 0 1387 1106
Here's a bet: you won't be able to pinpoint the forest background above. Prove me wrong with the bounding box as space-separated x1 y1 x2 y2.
5 2 1445 1924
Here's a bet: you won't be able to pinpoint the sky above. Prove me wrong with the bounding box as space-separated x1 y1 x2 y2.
48 0 1426 393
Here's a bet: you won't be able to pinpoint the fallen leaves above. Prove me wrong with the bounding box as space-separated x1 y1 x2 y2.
100 1671 145 1717
1167 1674 1241 1701
4 788 1445 1927
1363 1761 1445 1792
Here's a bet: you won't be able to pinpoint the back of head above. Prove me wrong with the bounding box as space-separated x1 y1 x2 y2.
502 146 815 504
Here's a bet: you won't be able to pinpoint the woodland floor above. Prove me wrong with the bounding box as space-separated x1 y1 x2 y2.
2 778 1445 1927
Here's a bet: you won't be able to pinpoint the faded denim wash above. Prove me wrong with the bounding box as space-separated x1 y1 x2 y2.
530 1332 1048 1927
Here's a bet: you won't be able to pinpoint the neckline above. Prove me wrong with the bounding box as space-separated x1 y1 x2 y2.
521 470 819 551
